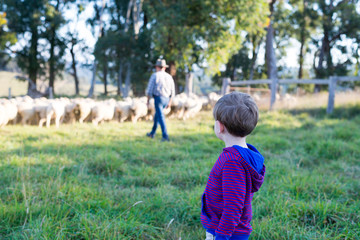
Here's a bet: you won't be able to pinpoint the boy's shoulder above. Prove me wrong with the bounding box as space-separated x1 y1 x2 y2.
220 146 241 159
217 146 258 170
214 147 242 169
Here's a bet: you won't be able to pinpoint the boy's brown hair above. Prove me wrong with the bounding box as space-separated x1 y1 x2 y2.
213 92 258 137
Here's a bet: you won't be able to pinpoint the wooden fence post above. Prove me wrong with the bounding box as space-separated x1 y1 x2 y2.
221 78 231 95
270 77 277 110
327 76 337 114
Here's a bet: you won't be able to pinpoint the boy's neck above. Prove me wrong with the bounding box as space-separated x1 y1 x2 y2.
223 134 247 148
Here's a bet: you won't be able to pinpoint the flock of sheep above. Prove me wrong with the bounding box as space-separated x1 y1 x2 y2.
0 92 222 128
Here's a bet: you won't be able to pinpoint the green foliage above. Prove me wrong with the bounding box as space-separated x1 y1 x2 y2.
1 105 360 239
312 0 360 79
0 13 17 49
4 0 47 83
147 0 268 78
0 12 17 68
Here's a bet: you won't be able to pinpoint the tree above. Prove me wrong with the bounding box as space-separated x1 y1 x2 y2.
0 12 17 68
265 0 278 82
44 0 70 95
88 0 106 98
288 0 318 79
147 0 268 92
4 0 47 94
98 0 150 97
312 0 360 91
64 3 87 96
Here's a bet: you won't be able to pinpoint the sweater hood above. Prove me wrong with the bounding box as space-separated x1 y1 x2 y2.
224 146 266 193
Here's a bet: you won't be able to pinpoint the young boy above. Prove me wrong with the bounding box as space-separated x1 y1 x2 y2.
201 92 266 240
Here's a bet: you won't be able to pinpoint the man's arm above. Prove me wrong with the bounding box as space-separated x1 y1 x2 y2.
146 74 156 99
215 159 246 240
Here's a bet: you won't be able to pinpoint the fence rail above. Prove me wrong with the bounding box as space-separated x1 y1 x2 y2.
222 76 360 114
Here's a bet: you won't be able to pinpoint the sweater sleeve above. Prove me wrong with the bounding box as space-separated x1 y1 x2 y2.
146 73 156 96
215 159 246 239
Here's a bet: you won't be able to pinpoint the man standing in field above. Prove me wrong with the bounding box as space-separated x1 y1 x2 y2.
146 59 175 142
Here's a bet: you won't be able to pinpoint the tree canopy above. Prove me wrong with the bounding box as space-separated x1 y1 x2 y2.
0 0 359 96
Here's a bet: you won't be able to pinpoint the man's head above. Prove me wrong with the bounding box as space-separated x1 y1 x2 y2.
155 59 168 72
213 92 258 138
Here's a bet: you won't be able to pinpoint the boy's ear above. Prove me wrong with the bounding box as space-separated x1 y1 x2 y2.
218 121 225 133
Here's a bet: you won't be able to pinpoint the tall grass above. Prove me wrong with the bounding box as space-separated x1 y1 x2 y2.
1 104 360 239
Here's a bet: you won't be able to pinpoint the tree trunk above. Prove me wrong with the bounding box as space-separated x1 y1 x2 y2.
103 57 108 96
133 0 144 37
314 30 331 92
124 0 134 33
117 61 123 96
298 0 307 79
265 22 278 81
88 0 106 98
48 0 60 97
249 35 262 80
88 62 97 98
168 61 177 92
123 62 131 97
298 38 305 79
266 0 278 110
49 27 56 96
28 27 39 92
70 42 79 95
185 72 193 95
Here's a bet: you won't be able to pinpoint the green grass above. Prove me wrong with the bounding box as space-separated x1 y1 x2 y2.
1 105 360 240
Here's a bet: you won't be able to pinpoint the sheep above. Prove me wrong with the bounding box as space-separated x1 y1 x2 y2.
64 102 77 124
91 101 116 126
44 100 66 128
199 95 211 110
1 100 18 125
208 92 221 108
169 93 187 119
75 100 95 124
115 100 132 122
0 104 9 127
2 93 212 127
183 98 203 120
34 101 50 127
17 102 36 125
130 99 148 123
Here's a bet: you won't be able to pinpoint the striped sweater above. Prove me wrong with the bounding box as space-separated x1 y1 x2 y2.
201 146 266 240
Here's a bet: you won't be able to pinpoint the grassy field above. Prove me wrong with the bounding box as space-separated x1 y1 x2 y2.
1 105 360 240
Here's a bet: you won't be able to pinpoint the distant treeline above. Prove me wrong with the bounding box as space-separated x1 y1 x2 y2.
0 0 359 97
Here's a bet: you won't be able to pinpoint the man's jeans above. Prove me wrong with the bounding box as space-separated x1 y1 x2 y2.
150 95 169 139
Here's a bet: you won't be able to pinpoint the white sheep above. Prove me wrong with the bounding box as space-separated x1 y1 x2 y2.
45 100 66 128
17 102 36 125
115 100 132 122
0 104 9 127
130 99 148 123
0 100 18 125
91 102 116 126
